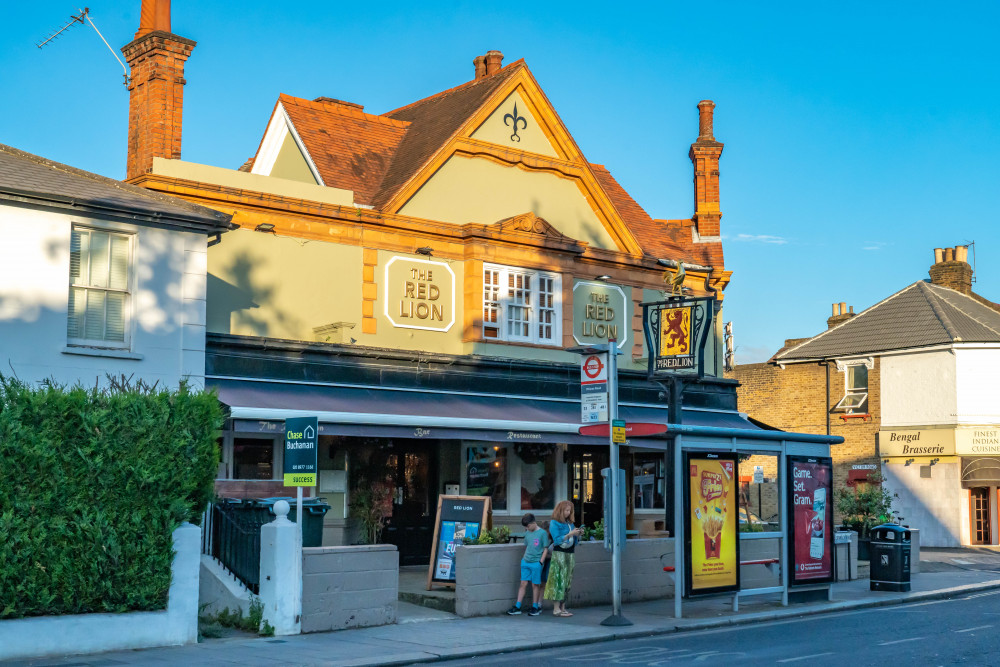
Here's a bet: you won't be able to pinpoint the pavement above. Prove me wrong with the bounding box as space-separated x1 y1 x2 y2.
11 548 1000 667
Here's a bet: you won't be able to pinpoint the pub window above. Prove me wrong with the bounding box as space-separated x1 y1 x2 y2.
233 438 276 480
466 445 508 511
517 445 557 512
482 264 561 345
834 363 868 413
632 453 665 510
68 226 133 347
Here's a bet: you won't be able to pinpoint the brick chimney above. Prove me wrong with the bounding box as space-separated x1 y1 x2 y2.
484 50 504 76
473 55 488 80
827 302 855 329
689 100 724 239
122 0 196 179
928 245 973 294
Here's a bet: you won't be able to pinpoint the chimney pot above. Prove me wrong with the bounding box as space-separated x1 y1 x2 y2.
839 302 847 314
137 0 171 38
473 55 487 80
956 245 968 263
944 247 955 262
849 306 854 315
484 50 504 76
934 247 944 264
697 100 716 141
832 303 839 316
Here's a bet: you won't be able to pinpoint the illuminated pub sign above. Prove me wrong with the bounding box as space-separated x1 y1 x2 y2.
642 296 716 378
385 256 456 332
572 281 628 348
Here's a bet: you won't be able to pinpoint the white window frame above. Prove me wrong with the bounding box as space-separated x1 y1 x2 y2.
834 358 872 413
67 225 135 349
482 263 562 345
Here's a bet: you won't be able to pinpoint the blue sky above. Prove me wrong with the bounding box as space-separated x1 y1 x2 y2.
4 1 998 362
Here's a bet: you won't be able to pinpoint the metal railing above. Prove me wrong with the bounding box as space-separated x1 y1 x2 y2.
202 501 268 594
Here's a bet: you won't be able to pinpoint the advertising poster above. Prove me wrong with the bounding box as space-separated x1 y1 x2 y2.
685 452 739 596
283 416 318 486
433 520 481 581
787 456 834 585
427 496 491 588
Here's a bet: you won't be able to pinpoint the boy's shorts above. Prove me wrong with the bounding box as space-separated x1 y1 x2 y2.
520 559 542 585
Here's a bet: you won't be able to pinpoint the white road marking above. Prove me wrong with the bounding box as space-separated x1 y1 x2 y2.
955 624 992 633
777 652 835 663
963 591 1000 600
951 559 975 564
878 637 924 645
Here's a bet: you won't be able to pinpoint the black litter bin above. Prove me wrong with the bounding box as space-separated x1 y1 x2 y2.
257 496 331 547
869 524 911 592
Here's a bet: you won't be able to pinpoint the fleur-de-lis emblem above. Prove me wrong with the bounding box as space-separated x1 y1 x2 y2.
503 103 528 142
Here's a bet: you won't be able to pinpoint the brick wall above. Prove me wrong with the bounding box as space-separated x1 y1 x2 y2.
729 358 882 523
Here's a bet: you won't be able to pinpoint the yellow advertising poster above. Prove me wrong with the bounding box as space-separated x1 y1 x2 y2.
659 306 692 357
687 454 739 594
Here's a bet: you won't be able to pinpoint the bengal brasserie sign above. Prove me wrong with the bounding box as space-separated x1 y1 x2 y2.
385 256 455 332
572 281 628 348
878 429 956 458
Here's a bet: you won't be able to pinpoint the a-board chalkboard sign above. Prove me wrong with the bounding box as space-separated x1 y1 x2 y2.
426 495 492 590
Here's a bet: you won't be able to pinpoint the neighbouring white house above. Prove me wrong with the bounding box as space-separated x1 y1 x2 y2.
772 246 1000 547
0 143 234 389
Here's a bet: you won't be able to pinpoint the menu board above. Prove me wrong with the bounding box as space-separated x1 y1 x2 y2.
684 452 740 596
426 495 491 589
787 456 834 585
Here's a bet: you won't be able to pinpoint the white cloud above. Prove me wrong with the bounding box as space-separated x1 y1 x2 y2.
733 234 788 245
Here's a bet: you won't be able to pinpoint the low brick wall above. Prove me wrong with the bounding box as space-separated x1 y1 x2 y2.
300 545 398 632
454 538 675 617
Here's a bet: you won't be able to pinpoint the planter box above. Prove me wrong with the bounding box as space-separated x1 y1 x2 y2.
454 538 675 617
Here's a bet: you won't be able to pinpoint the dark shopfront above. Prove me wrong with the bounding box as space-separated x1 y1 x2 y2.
208 334 746 564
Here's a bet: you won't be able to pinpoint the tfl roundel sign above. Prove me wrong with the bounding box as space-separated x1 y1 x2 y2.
581 354 608 384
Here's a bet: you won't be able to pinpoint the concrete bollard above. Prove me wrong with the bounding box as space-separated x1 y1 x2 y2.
259 500 302 635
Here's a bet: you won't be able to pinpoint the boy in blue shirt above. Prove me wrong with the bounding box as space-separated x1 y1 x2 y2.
506 513 551 616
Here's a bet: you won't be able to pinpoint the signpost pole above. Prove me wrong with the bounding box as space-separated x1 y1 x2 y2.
601 339 631 627
297 485 303 526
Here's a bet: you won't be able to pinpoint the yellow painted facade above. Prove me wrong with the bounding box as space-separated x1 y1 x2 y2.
399 155 619 250
470 89 560 158
270 132 318 184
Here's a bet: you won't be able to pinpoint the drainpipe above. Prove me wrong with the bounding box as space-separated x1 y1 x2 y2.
823 361 831 436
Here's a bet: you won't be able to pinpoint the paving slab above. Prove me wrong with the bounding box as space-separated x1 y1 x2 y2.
16 566 1000 667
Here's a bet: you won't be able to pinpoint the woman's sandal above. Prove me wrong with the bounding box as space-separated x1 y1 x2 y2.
557 610 573 617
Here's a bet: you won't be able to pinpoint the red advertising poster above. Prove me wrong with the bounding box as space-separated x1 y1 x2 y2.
787 456 834 585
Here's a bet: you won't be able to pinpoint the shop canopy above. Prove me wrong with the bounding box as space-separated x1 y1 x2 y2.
211 378 836 448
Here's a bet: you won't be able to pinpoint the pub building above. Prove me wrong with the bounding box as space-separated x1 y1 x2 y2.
118 2 819 565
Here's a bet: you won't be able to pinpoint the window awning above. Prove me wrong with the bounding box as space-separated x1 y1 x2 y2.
846 468 878 486
962 457 1000 488
210 378 768 446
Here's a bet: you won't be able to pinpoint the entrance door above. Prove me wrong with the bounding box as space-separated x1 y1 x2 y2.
383 441 438 565
971 487 991 545
567 447 609 529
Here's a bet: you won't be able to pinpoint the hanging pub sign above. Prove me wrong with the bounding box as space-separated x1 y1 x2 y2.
426 495 492 589
787 456 834 586
641 296 716 379
684 452 740 596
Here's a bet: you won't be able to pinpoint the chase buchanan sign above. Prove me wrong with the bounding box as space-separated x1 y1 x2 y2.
880 427 1000 458
385 256 455 332
572 281 628 349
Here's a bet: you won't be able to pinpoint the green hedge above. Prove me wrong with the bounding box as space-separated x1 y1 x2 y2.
0 376 223 619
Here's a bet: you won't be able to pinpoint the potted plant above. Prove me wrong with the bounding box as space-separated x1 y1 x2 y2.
835 474 897 560
350 477 394 544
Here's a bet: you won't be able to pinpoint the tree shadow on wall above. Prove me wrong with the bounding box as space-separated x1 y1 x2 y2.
207 252 300 338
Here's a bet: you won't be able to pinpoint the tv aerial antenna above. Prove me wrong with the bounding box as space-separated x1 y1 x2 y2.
36 7 129 87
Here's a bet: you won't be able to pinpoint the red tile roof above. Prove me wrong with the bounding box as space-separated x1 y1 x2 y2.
262 61 723 268
278 94 410 206
589 164 724 267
